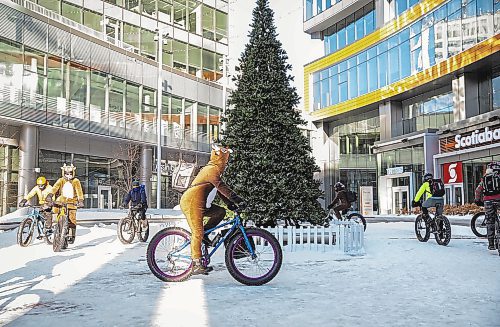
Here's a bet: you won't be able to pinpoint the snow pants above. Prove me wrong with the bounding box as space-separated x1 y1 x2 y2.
484 199 499 246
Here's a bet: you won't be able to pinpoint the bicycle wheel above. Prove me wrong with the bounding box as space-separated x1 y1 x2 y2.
43 221 54 245
347 213 367 231
117 217 136 244
136 219 149 242
17 217 35 247
470 212 487 238
495 219 500 256
434 215 451 246
225 227 282 286
53 215 68 252
147 227 193 282
415 214 430 242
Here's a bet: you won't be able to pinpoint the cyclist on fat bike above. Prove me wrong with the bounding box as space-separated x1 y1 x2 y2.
474 163 500 251
18 176 54 230
121 178 148 228
45 164 84 245
412 173 445 221
180 142 246 276
327 182 351 220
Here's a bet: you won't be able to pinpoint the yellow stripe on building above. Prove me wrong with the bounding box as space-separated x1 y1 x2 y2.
304 0 449 112
308 35 500 121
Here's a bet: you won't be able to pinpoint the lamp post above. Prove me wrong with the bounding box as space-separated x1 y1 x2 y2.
155 29 167 210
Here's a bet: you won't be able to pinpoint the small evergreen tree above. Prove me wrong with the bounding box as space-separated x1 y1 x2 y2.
222 0 325 226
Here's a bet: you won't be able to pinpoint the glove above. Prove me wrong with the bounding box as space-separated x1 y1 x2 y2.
237 201 247 211
77 200 84 208
474 200 484 207
227 202 238 211
19 199 27 207
411 200 421 208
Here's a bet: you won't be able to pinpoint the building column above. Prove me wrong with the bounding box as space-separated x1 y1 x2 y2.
423 133 439 175
140 146 153 206
311 120 331 207
379 101 403 141
375 0 395 28
18 125 38 202
453 73 490 120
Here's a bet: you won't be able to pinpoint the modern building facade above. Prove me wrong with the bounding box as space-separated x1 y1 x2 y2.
304 0 499 214
0 0 229 215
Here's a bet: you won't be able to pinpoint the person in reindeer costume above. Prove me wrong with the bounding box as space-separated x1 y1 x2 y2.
45 163 84 244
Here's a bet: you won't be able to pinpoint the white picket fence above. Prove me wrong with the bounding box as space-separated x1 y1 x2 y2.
156 218 364 255
263 221 364 254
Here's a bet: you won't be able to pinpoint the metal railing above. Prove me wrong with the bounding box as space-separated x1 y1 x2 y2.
0 85 211 152
11 0 138 52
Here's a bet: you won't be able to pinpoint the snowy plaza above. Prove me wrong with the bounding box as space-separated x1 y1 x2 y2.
1 221 498 327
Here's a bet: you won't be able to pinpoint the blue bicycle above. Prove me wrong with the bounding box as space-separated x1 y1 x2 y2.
17 205 53 247
147 210 282 285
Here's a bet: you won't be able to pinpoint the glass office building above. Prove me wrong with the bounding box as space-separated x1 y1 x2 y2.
304 0 500 214
0 0 228 214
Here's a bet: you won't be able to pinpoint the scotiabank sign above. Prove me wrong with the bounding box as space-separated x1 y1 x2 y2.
440 125 500 153
443 162 463 184
455 127 500 149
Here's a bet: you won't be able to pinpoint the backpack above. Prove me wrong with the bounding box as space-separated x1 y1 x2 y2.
483 172 500 196
431 179 445 197
171 162 199 193
346 190 357 203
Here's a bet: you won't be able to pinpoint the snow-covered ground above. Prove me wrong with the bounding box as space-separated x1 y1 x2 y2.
0 222 498 327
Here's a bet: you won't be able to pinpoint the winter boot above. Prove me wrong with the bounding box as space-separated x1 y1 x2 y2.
191 259 213 275
67 227 76 244
488 239 496 250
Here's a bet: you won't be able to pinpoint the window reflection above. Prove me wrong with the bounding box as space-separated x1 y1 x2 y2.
312 0 497 111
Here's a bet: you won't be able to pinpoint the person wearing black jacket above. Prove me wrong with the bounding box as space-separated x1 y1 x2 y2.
328 182 351 220
121 179 148 225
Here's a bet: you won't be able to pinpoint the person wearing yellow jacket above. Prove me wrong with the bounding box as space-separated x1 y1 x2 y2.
180 143 246 275
18 176 54 228
411 173 444 219
45 164 84 244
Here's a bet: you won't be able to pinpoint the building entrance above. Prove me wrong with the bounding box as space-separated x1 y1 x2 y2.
392 186 409 215
98 186 112 209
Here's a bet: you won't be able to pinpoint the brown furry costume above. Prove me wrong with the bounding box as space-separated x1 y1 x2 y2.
180 148 243 259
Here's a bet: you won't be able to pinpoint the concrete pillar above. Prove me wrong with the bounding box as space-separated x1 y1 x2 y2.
423 133 439 175
453 73 489 120
379 101 403 141
311 120 330 207
140 146 153 206
18 125 38 202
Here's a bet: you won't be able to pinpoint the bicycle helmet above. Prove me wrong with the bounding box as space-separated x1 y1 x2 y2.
36 176 47 189
334 182 345 192
423 173 433 183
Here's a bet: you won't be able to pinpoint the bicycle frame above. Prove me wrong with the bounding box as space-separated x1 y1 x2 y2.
28 207 46 236
171 212 256 261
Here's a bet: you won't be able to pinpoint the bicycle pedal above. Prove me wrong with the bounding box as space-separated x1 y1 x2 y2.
36 236 43 240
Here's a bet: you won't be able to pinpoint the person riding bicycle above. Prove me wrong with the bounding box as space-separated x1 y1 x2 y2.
474 163 500 251
45 164 84 245
412 173 445 222
327 182 351 221
180 142 246 276
18 176 54 230
121 179 148 227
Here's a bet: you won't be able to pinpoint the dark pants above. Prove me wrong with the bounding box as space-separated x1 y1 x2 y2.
422 197 444 216
333 204 350 220
202 204 226 232
484 200 499 245
42 207 53 228
134 208 147 220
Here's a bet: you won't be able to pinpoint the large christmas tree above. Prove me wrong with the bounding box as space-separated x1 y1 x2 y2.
222 0 325 226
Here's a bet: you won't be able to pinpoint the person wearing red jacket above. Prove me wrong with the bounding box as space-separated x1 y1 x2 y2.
474 167 500 252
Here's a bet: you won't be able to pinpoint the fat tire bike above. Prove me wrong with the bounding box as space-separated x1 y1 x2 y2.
324 208 367 231
147 210 283 286
414 205 451 246
471 211 488 238
118 205 149 244
17 205 54 247
52 202 71 252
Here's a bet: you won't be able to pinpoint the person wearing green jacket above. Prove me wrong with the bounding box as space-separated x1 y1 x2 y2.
411 173 444 219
